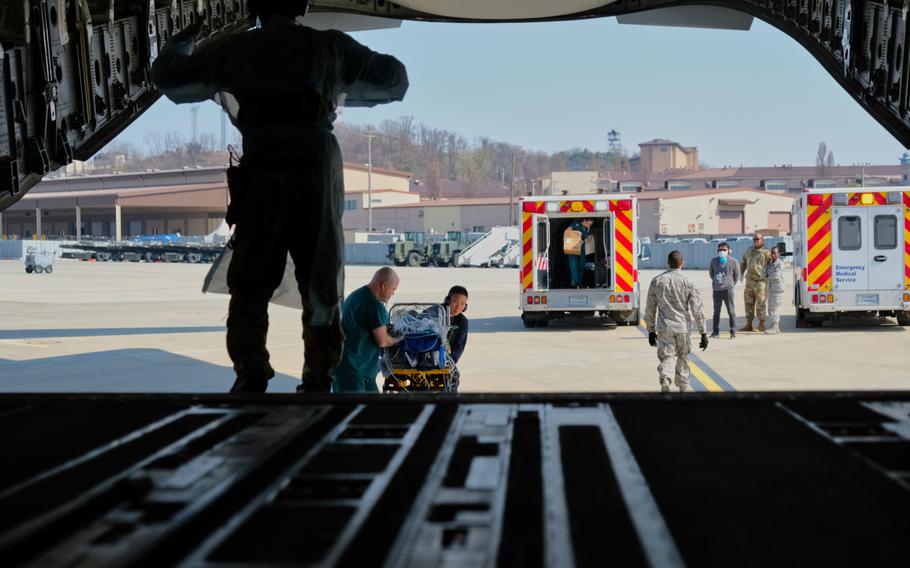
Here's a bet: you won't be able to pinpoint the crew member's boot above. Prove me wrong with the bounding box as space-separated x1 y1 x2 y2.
764 323 780 335
297 321 344 393
739 319 754 332
730 329 736 339
757 319 766 332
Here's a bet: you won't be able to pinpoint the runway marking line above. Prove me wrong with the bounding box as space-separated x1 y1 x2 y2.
636 321 736 392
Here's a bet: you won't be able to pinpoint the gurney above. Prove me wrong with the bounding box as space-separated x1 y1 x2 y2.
381 303 457 393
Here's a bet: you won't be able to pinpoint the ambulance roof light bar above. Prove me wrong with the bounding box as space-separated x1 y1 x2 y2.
887 192 901 204
860 193 876 205
833 193 848 205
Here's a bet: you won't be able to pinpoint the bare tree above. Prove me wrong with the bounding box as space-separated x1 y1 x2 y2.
816 142 827 177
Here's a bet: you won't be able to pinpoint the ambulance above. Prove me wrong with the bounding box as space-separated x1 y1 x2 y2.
792 188 910 326
518 194 648 327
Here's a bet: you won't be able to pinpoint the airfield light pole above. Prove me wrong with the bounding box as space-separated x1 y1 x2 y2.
366 128 378 231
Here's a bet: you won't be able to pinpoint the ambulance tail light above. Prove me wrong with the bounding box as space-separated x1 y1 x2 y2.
610 295 616 303
812 294 819 303
827 294 835 303
624 295 630 303
807 194 824 205
541 295 548 305
820 295 827 303
534 296 541 304
903 293 910 302
802 268 808 282
527 295 533 304
614 200 632 211
633 269 639 283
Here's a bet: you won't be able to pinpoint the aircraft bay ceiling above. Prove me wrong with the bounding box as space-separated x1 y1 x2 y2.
0 0 907 211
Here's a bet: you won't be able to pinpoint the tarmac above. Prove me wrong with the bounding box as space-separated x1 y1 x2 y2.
0 260 907 393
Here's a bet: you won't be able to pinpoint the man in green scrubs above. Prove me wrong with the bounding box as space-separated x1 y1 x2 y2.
334 267 402 392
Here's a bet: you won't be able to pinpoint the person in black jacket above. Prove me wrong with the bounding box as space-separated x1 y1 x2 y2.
444 286 469 390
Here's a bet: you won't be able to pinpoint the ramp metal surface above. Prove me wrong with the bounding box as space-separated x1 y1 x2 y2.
0 393 908 566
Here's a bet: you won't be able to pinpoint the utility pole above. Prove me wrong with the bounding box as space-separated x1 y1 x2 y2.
509 153 517 226
365 128 377 231
191 105 199 143
220 109 227 150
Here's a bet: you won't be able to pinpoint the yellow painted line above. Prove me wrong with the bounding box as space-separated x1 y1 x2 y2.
638 320 724 392
689 362 724 392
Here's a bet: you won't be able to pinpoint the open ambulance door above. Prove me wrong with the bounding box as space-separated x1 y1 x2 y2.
534 214 550 291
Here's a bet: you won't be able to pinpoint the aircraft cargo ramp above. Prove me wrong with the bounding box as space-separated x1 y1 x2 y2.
1 393 908 567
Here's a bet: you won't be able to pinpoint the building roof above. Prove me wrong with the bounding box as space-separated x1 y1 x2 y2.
344 188 413 195
342 162 413 179
377 197 512 209
13 182 226 203
639 139 680 147
636 188 795 201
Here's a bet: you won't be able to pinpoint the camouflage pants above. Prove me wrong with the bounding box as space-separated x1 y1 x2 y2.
743 279 767 320
656 332 691 389
767 283 785 328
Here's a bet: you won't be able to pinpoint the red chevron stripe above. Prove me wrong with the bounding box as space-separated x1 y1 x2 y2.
807 198 831 228
904 192 910 207
616 252 633 275
807 243 831 276
807 223 828 252
615 230 633 252
614 210 633 231
615 274 632 292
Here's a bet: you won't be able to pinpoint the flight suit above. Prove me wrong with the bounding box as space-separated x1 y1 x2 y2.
152 15 408 391
644 269 707 390
740 245 771 330
763 258 785 334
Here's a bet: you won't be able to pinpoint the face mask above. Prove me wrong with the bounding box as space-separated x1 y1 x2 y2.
718 250 728 259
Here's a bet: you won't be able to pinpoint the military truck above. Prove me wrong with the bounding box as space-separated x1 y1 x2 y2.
388 232 428 267
428 231 470 267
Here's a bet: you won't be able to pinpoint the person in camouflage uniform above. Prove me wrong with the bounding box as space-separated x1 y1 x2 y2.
763 245 785 334
739 233 772 332
644 251 709 393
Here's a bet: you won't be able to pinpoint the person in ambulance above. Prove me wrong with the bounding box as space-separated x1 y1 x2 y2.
151 0 408 393
564 218 594 288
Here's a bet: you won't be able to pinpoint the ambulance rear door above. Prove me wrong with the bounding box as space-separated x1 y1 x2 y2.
831 207 868 291
534 213 550 292
867 206 903 291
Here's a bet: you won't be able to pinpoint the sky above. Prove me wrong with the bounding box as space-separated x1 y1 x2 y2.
110 15 908 168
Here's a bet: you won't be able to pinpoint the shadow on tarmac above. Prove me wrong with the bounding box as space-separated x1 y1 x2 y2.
0 326 225 340
470 315 617 333
0 348 300 393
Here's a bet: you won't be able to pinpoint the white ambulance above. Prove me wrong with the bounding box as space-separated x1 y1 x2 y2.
518 194 648 327
792 188 910 326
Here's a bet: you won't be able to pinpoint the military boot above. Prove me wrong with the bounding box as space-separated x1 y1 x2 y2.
738 319 754 332
298 321 344 393
757 319 766 332
764 324 780 335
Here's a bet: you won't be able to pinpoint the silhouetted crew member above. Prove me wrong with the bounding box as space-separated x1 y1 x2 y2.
644 250 708 393
151 0 408 393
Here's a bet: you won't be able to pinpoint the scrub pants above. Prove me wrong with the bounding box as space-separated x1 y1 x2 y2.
568 252 585 286
657 332 691 389
334 372 380 393
226 141 345 391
